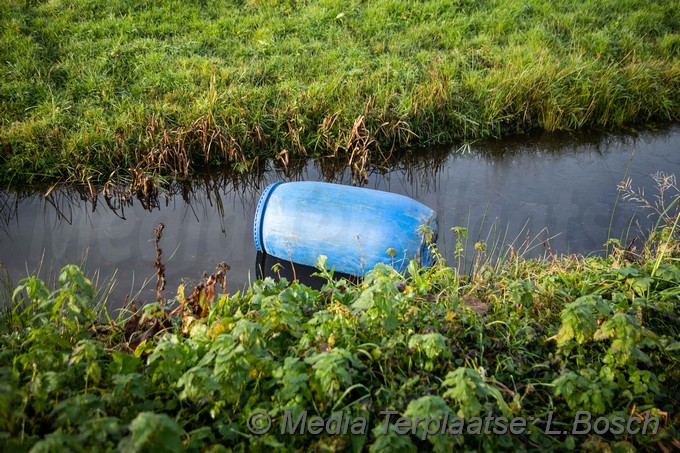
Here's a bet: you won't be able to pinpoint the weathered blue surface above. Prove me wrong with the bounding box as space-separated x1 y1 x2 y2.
253 181 438 275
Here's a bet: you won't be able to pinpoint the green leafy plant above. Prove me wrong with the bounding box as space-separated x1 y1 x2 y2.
1 217 679 452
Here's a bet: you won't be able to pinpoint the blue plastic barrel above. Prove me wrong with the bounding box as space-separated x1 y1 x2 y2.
253 181 438 276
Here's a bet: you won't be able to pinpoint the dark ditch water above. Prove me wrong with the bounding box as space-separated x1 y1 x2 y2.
1 124 679 309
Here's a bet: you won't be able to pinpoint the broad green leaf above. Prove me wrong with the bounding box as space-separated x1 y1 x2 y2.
118 412 183 453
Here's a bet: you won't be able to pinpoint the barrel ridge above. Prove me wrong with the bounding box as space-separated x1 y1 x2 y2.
253 182 282 252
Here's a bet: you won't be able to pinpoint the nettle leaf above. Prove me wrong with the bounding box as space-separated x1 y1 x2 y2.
382 314 398 333
403 396 455 450
186 426 215 451
305 348 363 398
69 340 103 365
69 339 103 385
273 357 311 403
629 370 660 396
374 292 399 332
509 280 536 307
408 333 451 371
112 373 146 400
148 335 195 385
13 275 50 306
28 431 81 452
595 313 652 366
259 292 302 337
628 277 654 296
351 287 375 311
365 263 400 285
351 280 400 332
279 282 317 306
408 333 448 360
442 367 510 419
610 291 630 310
312 255 334 282
140 302 165 324
613 267 644 278
77 416 124 447
553 369 616 415
211 333 265 402
109 351 142 375
406 260 432 294
177 366 220 402
42 371 67 394
231 319 263 348
370 423 417 453
53 393 104 427
118 412 184 453
58 265 95 300
259 276 292 295
653 263 680 283
556 295 611 346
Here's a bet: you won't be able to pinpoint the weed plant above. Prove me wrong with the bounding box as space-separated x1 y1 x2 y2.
2 206 679 451
1 0 679 185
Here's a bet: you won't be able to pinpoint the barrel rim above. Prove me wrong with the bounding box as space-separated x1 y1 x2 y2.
253 182 282 252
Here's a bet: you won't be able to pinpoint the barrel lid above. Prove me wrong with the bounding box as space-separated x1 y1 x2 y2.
253 182 282 252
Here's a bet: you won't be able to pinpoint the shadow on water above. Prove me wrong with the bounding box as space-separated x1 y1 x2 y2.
1 124 679 310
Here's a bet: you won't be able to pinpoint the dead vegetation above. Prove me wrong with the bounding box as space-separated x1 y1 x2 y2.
153 223 166 303
136 113 247 178
122 223 232 351
122 98 420 189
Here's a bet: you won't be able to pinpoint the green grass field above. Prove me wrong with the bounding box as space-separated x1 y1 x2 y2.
1 0 679 184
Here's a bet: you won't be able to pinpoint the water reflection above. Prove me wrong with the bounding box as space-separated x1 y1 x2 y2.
1 124 678 308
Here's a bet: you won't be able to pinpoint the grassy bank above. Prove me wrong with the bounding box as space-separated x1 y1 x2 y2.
1 0 679 185
2 220 679 450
